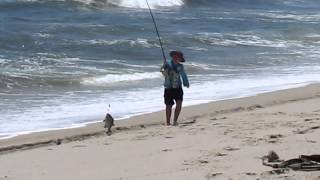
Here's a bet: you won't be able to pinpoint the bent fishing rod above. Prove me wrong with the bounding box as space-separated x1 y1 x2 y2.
145 0 167 64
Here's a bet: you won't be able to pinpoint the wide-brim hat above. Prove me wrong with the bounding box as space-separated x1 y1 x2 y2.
170 51 185 62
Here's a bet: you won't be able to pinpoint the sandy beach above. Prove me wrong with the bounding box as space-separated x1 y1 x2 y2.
1 84 320 180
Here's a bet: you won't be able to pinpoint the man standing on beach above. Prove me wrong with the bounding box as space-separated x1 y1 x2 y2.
162 51 189 126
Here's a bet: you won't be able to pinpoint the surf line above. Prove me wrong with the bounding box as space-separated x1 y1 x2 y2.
145 0 167 64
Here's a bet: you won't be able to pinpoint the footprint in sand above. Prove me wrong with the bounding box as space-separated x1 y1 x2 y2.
164 136 174 139
115 127 130 131
72 145 87 148
260 134 284 144
0 176 14 180
294 126 320 134
199 159 209 164
161 149 172 152
245 172 257 176
179 119 197 127
306 139 317 143
305 118 320 122
268 134 283 139
304 118 313 122
182 159 209 166
215 152 228 157
206 172 223 179
277 111 286 115
182 160 193 166
133 134 149 140
224 147 240 151
223 129 235 135
247 104 263 111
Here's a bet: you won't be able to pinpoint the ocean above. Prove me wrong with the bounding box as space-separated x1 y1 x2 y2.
1 0 320 139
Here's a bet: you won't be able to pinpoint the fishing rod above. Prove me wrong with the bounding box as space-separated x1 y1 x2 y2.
145 0 167 64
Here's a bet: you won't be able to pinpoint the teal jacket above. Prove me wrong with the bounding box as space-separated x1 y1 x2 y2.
162 60 189 89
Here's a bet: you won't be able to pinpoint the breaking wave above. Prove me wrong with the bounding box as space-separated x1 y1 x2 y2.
193 33 302 48
81 72 162 86
0 71 162 89
2 0 185 9
114 0 184 9
81 38 160 48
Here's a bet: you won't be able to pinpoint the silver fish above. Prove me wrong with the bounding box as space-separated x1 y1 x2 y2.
103 113 114 135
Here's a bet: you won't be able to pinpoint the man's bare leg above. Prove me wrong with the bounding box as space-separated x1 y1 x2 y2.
166 105 172 125
173 100 182 126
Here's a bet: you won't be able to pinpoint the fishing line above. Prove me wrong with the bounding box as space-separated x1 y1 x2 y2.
145 0 167 64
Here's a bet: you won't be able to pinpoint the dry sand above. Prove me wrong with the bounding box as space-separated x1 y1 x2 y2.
1 84 320 180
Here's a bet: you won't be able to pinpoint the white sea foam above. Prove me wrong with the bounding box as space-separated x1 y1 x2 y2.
34 33 52 38
15 0 184 9
255 11 320 22
194 32 302 48
0 58 8 63
82 38 160 48
81 71 162 85
186 46 208 51
112 61 159 68
186 62 217 70
115 0 184 9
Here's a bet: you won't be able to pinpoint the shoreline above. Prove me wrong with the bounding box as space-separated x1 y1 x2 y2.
1 83 320 154
1 76 317 141
0 81 307 141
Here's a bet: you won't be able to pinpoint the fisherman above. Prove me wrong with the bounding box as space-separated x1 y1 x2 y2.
162 51 189 126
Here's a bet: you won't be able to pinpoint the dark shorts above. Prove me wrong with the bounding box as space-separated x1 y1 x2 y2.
164 87 183 106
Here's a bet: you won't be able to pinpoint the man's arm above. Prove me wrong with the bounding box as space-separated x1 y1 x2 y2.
180 65 189 88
